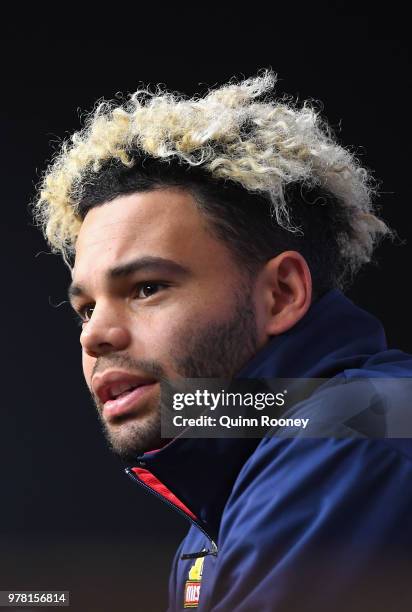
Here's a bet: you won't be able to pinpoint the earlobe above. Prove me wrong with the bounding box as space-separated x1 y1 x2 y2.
262 251 312 337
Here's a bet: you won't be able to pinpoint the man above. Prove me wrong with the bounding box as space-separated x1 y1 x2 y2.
33 71 412 611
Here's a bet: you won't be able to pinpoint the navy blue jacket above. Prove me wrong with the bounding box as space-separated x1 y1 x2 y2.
125 289 412 611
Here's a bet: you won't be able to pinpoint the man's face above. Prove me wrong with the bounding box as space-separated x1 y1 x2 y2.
70 188 261 460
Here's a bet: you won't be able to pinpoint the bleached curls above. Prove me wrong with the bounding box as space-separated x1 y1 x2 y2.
32 70 392 270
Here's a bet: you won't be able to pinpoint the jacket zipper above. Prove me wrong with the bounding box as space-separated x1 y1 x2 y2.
125 467 218 559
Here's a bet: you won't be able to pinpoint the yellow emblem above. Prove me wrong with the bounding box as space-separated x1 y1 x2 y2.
188 556 205 581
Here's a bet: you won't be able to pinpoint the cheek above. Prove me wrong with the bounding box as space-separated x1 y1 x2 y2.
130 306 200 360
134 315 185 354
82 351 95 389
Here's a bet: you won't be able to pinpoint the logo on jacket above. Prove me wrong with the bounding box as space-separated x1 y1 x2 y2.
184 554 205 608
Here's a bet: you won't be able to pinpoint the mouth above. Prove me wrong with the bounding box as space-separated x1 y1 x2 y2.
101 381 158 422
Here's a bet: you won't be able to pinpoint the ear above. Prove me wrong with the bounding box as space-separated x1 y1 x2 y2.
254 251 313 338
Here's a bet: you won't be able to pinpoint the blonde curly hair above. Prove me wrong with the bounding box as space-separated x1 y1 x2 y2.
32 69 393 280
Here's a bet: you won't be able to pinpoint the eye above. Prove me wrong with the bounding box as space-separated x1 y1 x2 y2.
74 304 95 327
135 282 167 298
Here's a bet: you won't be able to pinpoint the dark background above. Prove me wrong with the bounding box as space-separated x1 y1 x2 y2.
1 15 411 612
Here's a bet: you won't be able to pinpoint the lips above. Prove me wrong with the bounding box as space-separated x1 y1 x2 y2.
102 383 158 420
92 371 158 421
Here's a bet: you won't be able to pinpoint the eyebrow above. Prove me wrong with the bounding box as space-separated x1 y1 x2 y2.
67 256 191 304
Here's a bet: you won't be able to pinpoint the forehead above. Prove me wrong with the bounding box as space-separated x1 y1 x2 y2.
72 187 233 282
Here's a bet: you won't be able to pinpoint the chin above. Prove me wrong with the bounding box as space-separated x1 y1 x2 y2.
104 417 162 459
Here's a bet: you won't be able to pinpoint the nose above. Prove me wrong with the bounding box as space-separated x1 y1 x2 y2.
80 303 131 358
